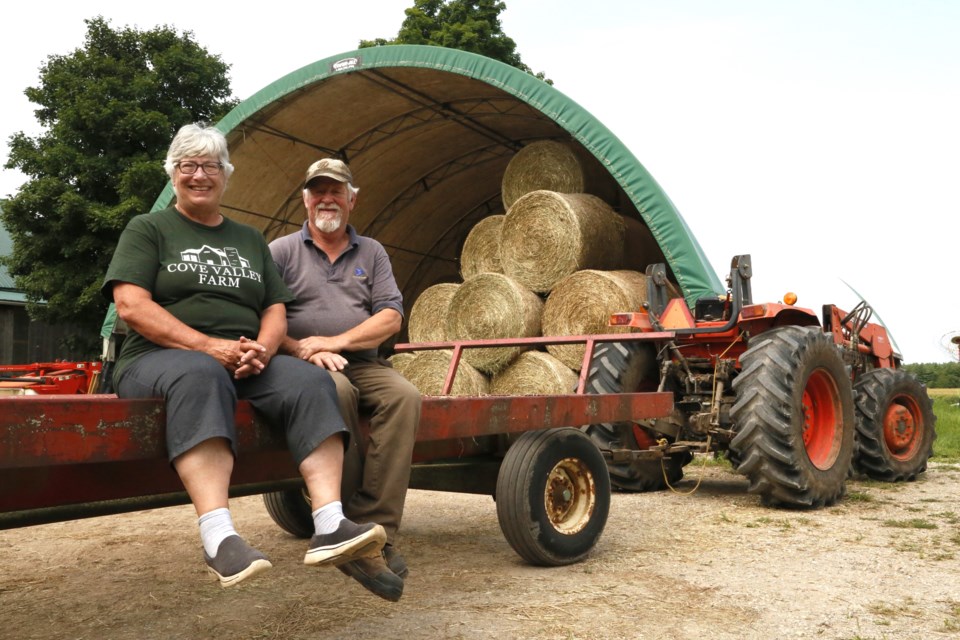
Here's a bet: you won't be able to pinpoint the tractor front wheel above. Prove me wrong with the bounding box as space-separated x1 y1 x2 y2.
853 369 936 481
496 428 611 566
584 341 690 491
730 326 855 507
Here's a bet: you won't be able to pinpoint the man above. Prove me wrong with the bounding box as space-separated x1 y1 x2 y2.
270 158 420 602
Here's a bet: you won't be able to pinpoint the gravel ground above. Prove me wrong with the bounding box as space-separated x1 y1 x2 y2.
2 461 959 640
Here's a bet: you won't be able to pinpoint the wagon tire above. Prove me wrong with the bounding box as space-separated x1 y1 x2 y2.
496 428 611 566
853 369 936 481
583 341 688 491
262 488 314 538
730 326 855 508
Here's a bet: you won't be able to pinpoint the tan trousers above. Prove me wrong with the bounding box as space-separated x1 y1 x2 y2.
331 362 420 544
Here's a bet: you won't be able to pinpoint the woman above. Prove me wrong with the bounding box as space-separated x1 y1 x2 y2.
102 123 385 588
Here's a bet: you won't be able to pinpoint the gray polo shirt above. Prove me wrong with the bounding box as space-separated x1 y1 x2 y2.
269 223 404 363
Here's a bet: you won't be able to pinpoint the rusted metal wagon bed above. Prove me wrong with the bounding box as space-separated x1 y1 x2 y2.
0 334 675 565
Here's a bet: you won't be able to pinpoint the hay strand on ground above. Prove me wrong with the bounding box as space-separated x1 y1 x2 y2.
445 272 543 374
500 190 625 293
460 215 505 279
542 269 649 369
394 349 489 396
408 283 460 343
489 350 579 396
501 140 584 209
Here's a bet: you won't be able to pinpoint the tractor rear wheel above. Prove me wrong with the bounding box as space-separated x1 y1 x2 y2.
730 326 855 507
262 488 313 538
496 428 611 566
853 369 936 481
583 341 690 491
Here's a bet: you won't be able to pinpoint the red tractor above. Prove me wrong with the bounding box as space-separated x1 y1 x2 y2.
582 254 937 507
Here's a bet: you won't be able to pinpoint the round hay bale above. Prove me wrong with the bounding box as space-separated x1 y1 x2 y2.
460 215 505 279
500 191 625 293
387 352 417 375
501 140 584 209
489 350 579 396
408 283 460 343
542 269 650 370
397 349 489 396
445 272 543 374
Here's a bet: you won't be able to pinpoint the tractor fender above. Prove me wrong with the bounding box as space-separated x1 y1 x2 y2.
738 303 821 335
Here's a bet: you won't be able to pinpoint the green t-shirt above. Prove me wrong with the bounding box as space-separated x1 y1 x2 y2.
102 206 293 379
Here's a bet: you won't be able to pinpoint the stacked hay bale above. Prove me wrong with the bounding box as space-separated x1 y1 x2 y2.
445 272 542 374
541 270 649 369
500 140 584 210
490 350 579 396
500 190 625 293
396 139 679 395
392 349 489 396
459 215 504 279
407 282 459 343
387 351 417 374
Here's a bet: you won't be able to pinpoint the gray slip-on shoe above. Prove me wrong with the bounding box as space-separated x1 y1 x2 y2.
203 535 272 587
303 520 386 567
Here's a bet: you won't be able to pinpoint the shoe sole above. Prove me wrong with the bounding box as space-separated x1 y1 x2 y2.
208 558 273 588
338 562 404 602
304 524 387 567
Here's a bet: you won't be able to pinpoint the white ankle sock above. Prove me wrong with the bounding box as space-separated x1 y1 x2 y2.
311 500 345 535
198 507 237 557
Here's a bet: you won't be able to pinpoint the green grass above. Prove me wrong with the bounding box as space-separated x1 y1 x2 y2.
868 598 918 620
943 602 960 633
882 518 938 530
930 391 960 461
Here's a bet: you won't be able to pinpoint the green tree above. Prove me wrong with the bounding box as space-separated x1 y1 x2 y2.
360 0 551 84
1 17 237 353
903 362 960 389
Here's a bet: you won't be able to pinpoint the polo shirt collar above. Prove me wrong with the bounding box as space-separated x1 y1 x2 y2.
299 221 360 250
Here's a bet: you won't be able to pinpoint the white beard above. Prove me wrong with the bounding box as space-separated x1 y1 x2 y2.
314 210 342 233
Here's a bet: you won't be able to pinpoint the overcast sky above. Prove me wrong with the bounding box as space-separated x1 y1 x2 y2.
3 1 958 363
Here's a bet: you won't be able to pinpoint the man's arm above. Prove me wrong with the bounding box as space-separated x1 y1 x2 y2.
284 308 402 365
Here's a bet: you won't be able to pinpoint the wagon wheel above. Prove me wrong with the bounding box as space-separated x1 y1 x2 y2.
496 428 611 566
263 488 313 538
730 325 855 508
853 369 937 481
583 341 690 491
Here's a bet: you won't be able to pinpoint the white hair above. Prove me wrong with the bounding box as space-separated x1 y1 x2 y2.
163 123 235 179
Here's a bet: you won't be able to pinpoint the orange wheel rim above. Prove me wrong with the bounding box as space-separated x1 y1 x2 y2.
801 369 843 470
883 395 922 460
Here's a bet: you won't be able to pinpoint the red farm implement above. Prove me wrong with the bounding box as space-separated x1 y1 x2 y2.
0 361 102 396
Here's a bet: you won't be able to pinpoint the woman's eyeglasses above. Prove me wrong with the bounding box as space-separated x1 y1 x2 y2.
176 161 223 176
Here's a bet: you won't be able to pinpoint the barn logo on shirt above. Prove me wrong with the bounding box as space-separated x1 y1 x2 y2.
165 245 262 288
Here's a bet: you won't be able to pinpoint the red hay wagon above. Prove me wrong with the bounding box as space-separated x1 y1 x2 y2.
0 334 675 566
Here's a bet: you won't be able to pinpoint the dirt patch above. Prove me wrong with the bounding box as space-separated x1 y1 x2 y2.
3 462 960 640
